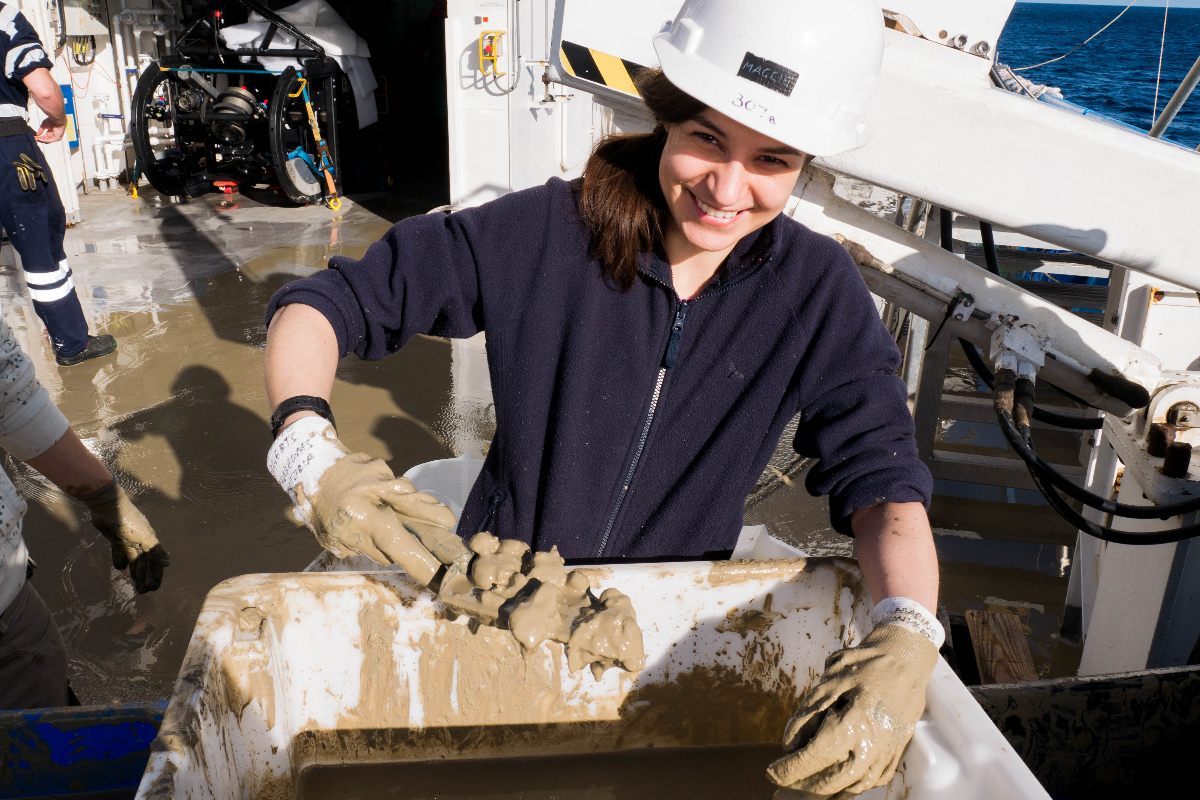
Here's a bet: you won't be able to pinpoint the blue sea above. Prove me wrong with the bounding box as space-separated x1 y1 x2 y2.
997 2 1200 148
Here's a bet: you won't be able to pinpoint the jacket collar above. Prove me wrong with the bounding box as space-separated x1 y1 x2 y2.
640 216 780 296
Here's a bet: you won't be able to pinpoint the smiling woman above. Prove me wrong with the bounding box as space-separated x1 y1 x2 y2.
578 71 810 299
263 1 943 796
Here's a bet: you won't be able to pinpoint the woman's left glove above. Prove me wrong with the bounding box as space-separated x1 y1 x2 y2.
80 479 170 594
767 599 942 797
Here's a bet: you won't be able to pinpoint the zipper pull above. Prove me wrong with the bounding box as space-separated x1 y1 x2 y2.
663 302 689 368
479 493 501 533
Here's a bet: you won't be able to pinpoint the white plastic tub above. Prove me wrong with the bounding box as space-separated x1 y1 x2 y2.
137 450 1049 799
137 560 1047 799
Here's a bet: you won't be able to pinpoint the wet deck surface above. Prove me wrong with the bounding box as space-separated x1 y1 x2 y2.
2 183 1080 704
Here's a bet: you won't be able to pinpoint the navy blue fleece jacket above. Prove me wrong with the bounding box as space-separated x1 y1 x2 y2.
266 178 932 559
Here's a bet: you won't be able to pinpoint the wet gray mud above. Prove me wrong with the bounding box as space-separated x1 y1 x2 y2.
0 188 469 703
297 744 781 800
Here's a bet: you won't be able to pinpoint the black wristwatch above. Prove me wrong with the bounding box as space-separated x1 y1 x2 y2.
271 396 336 438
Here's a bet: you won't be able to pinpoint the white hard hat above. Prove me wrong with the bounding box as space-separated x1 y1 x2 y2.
653 0 885 157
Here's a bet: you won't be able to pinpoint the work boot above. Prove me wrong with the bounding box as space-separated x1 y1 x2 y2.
56 335 117 367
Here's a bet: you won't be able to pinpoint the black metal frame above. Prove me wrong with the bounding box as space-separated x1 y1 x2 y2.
130 0 345 202
173 0 325 64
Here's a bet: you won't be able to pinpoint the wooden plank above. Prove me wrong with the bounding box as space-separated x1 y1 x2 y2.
966 609 1038 684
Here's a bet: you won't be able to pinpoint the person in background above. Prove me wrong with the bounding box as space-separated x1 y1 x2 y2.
0 2 117 366
0 311 168 710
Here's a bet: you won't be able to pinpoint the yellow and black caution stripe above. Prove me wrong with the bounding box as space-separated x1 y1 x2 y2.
559 41 648 97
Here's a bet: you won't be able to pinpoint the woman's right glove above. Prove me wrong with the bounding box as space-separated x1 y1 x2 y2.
767 599 942 797
267 416 463 584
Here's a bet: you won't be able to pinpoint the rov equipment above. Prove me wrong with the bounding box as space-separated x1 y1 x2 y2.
129 0 352 206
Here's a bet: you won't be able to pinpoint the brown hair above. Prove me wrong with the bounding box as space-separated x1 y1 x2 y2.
578 70 707 291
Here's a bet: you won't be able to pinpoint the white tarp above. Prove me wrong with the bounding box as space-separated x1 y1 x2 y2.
220 0 378 128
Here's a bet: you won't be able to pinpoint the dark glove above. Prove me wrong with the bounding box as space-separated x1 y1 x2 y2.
13 154 48 192
81 479 170 593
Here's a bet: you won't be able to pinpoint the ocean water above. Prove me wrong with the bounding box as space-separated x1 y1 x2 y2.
997 3 1200 149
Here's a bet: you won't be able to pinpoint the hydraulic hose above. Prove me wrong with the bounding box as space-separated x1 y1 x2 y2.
1001 372 1200 519
960 338 1103 430
957 220 1193 536
960 220 1104 430
992 369 1200 544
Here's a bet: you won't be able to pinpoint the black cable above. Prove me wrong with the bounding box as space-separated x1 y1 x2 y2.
999 409 1200 543
925 296 959 352
992 372 1200 543
71 36 96 67
967 221 1105 430
979 222 1000 276
1005 384 1200 519
940 208 955 252
56 0 68 52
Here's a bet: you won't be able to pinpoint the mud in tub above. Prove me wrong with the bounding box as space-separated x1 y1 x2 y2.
135 559 1047 800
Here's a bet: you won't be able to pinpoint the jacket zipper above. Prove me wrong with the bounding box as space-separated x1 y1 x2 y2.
596 301 689 556
478 492 502 534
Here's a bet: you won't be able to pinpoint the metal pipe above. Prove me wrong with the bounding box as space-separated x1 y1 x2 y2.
110 6 133 136
78 125 95 193
134 22 181 35
902 314 928 404
93 139 113 188
92 140 106 189
1149 50 1200 139
103 141 126 183
557 92 577 172
92 130 125 186
903 197 925 232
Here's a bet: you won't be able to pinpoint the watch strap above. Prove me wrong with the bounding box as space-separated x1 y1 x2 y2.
270 395 335 438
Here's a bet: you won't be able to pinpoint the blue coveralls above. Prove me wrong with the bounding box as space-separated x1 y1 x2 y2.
0 3 89 357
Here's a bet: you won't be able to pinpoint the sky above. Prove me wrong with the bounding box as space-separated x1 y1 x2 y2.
1030 1 1200 7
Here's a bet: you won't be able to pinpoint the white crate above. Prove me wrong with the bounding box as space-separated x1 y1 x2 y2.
136 555 1047 799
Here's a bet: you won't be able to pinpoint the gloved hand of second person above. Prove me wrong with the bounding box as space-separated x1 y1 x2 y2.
267 416 463 582
767 599 942 798
80 479 170 593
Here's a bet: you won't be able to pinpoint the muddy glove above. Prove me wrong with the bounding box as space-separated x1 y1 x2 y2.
767 598 942 797
267 416 462 584
80 479 170 593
